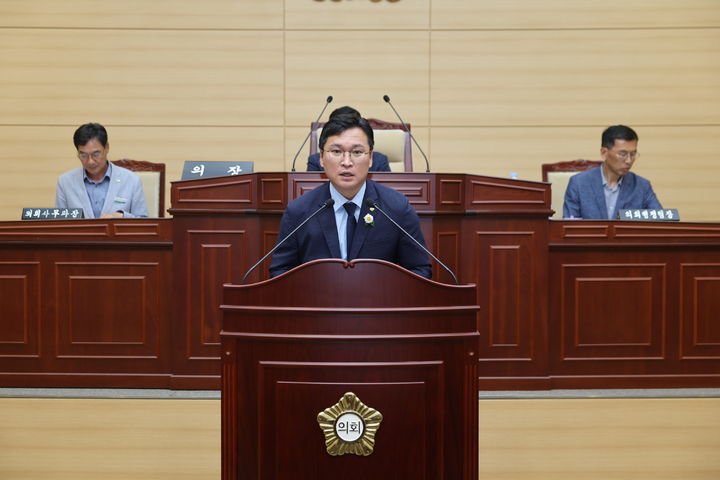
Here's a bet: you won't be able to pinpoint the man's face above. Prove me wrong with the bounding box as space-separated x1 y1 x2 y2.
320 127 373 199
77 138 110 181
601 138 638 178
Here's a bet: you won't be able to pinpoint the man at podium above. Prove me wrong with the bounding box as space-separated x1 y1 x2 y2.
269 114 431 278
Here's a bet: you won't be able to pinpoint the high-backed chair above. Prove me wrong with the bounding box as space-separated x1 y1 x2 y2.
112 159 166 217
542 159 602 219
309 118 413 172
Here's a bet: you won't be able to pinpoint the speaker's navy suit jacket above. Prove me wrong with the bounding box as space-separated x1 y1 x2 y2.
269 179 432 278
563 167 662 219
306 152 391 172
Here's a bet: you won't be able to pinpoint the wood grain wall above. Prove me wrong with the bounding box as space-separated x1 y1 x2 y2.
0 0 718 220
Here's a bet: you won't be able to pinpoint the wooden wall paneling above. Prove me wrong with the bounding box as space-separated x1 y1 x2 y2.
548 233 720 388
0 126 71 221
558 262 667 360
285 0 430 30
0 29 285 126
429 126 599 180
430 29 720 127
170 218 253 387
630 126 720 222
472 217 549 387
0 261 41 358
431 0 720 29
55 260 163 359
680 262 720 359
547 249 669 387
0 223 173 388
475 229 540 358
284 31 430 126
466 175 549 214
0 0 283 29
433 219 462 285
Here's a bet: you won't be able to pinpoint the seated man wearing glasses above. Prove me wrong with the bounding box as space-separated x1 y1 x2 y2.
563 125 662 219
270 113 431 278
55 123 148 219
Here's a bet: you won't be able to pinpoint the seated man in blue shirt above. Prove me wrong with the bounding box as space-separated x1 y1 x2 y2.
55 123 148 219
563 125 662 219
306 106 391 172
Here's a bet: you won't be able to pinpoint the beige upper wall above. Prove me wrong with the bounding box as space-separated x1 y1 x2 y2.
431 0 720 28
0 0 283 28
0 0 718 220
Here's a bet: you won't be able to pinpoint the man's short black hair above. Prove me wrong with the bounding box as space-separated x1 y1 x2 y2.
73 123 108 148
328 106 361 120
319 115 374 151
602 125 638 149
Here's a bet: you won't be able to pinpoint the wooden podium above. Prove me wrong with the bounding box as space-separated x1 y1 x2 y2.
220 258 479 479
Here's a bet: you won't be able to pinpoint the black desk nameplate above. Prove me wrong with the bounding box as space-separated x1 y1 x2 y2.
181 161 254 180
617 208 680 221
22 208 84 220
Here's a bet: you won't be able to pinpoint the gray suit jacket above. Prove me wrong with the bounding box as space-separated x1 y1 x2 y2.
563 167 661 219
55 163 148 218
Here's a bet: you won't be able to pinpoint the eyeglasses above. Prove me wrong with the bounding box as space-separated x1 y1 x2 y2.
77 150 104 161
613 150 639 160
322 149 370 161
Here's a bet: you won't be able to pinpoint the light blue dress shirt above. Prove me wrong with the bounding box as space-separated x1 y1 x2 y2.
601 166 623 220
83 162 112 218
329 182 366 260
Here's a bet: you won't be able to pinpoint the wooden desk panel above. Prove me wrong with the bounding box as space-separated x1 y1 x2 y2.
548 220 720 389
0 219 173 388
1 177 719 390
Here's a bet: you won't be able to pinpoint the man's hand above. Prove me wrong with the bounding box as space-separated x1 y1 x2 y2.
100 211 124 219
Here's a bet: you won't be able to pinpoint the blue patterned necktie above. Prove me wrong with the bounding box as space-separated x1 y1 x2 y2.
343 202 357 259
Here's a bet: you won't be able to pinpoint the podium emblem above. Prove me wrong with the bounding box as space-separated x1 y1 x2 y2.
317 392 383 456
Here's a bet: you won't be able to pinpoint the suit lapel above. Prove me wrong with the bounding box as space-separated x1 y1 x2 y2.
349 182 376 260
615 172 634 213
75 171 95 218
590 168 608 219
315 184 342 259
102 167 120 215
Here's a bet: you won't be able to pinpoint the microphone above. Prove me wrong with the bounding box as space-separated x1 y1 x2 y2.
382 94 430 173
290 95 333 172
240 198 335 283
365 198 458 284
